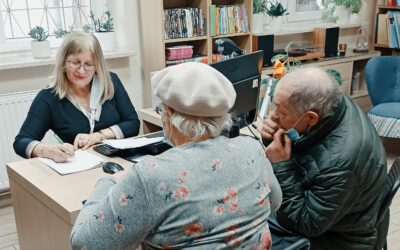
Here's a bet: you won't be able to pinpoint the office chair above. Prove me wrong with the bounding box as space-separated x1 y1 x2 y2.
376 157 400 250
365 56 400 138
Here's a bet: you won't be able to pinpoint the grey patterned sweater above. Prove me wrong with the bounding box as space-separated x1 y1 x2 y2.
71 135 282 249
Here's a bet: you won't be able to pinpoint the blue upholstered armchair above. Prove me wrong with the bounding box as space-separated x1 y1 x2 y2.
365 56 400 138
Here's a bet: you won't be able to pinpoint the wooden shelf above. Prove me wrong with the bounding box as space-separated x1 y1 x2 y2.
350 90 369 99
164 36 208 44
376 5 400 10
374 43 400 49
211 32 251 38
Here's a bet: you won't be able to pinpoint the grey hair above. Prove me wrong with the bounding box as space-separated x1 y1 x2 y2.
160 104 233 138
280 67 341 121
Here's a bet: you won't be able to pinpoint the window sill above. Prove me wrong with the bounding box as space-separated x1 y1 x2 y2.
0 49 136 70
253 22 367 36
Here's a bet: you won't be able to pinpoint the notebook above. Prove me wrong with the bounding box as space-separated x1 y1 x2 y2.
38 150 104 175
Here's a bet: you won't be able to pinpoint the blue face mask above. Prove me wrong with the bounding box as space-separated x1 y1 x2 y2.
285 128 301 141
285 113 309 142
162 116 175 147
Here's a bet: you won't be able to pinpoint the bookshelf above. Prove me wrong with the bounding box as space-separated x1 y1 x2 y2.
139 0 253 108
373 5 400 55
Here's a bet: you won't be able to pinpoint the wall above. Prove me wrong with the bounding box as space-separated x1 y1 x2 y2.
274 1 376 50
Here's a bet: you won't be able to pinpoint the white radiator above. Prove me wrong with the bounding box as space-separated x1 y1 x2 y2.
0 90 56 190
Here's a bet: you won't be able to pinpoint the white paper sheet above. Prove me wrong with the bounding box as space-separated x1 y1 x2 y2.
38 150 104 175
103 137 163 149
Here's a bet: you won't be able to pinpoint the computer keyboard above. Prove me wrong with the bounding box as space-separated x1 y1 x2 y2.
93 144 121 156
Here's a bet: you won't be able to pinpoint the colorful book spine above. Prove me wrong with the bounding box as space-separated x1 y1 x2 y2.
388 11 398 48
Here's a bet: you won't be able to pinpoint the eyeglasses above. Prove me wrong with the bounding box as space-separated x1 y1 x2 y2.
66 61 95 71
155 106 163 115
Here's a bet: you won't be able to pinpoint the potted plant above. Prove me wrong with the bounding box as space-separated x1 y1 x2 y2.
54 26 73 39
321 0 364 24
88 10 114 50
253 0 268 33
265 1 289 28
28 26 50 59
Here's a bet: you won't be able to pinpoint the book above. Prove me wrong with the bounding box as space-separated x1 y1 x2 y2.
394 12 400 47
388 11 398 48
38 150 104 175
210 5 216 36
377 13 389 46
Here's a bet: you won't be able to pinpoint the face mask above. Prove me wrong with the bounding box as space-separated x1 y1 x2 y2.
161 115 175 147
285 113 308 142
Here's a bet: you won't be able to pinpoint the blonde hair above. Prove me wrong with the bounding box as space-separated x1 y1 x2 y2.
50 31 114 103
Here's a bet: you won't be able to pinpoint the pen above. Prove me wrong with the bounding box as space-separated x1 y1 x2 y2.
53 133 64 145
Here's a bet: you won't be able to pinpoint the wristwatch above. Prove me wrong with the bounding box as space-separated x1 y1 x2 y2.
98 130 107 142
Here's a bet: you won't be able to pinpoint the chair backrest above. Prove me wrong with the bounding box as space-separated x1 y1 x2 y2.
365 56 400 106
377 157 400 224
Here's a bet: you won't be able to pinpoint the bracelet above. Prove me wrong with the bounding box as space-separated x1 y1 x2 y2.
98 130 107 142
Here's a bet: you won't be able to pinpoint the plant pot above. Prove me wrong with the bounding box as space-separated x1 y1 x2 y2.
334 6 352 25
93 32 115 51
270 16 283 29
253 13 266 33
31 40 50 58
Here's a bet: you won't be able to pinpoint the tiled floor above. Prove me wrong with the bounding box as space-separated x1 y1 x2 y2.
0 139 398 250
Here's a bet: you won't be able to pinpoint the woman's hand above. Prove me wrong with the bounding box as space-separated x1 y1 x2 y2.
74 133 102 150
33 143 75 163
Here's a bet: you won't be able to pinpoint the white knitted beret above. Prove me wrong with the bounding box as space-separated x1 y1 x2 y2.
151 62 236 117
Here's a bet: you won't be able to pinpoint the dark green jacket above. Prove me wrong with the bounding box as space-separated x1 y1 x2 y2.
272 96 388 250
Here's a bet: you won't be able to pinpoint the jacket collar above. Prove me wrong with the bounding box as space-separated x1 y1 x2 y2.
293 95 347 150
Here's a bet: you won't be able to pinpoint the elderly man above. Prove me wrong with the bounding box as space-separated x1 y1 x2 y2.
261 67 388 249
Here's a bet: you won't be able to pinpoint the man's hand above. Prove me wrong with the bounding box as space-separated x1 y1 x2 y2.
261 114 280 141
265 129 292 163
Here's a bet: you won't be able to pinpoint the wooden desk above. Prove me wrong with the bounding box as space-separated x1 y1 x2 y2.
6 150 133 250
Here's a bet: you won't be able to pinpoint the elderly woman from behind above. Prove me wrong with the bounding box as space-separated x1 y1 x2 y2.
13 31 140 162
70 62 282 249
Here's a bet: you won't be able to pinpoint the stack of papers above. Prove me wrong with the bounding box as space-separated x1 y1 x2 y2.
38 150 104 175
104 137 163 149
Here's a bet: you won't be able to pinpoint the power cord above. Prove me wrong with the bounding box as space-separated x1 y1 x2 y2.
244 120 265 150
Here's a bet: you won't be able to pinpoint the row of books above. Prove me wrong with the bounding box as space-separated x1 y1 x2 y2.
163 8 206 40
166 55 208 67
209 5 250 36
375 11 400 48
377 0 400 6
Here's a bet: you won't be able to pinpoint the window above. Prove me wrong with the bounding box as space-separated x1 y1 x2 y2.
285 0 325 23
0 0 106 52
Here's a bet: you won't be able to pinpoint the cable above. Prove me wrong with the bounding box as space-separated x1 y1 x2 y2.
244 120 265 150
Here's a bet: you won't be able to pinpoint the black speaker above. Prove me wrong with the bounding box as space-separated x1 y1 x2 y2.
313 27 339 58
252 35 274 66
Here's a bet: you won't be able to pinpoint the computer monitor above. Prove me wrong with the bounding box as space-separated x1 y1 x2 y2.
210 50 264 136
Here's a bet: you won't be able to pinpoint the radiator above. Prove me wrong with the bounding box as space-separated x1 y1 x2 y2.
0 90 56 190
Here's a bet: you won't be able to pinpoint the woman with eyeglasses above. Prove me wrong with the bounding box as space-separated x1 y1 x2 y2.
13 31 140 162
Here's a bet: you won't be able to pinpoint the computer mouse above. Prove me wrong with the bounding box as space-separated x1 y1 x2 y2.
102 162 124 174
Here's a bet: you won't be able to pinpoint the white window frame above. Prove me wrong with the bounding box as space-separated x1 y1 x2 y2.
0 0 107 53
282 0 326 24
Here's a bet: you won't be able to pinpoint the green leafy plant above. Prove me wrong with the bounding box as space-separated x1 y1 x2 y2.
28 26 49 41
89 10 114 32
253 0 268 14
266 1 289 17
321 0 364 22
54 26 73 38
268 41 342 99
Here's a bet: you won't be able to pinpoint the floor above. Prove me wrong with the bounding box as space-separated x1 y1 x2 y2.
0 139 398 250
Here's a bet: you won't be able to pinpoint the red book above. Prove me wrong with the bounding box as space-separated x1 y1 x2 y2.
388 0 395 6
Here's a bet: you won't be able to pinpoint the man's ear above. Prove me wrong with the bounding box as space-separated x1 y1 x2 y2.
306 111 319 126
166 105 174 118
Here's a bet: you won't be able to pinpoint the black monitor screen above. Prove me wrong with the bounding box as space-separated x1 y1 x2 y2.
210 50 263 129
